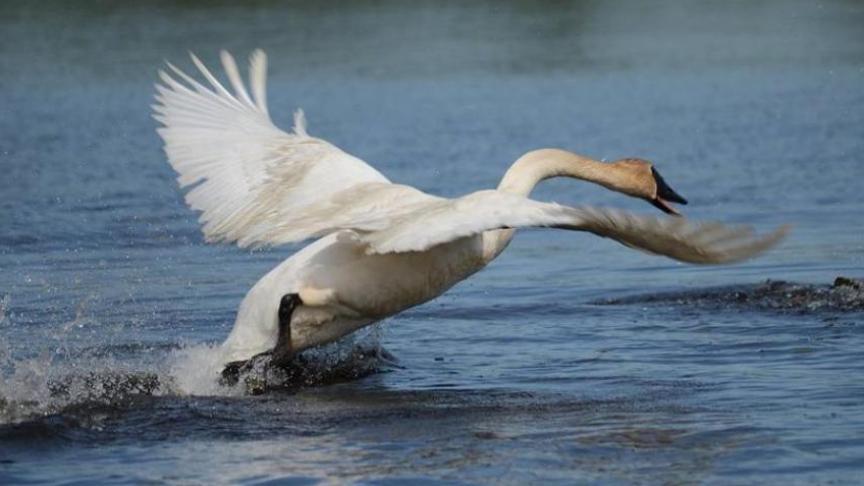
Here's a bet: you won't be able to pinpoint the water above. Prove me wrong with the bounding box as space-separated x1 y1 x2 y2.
1 0 863 483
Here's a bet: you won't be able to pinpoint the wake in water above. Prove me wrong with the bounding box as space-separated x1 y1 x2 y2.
597 276 864 313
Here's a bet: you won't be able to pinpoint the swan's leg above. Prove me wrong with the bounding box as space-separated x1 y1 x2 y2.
219 293 302 385
270 293 301 367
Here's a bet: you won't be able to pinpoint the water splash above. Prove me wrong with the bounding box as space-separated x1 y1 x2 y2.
0 304 391 425
167 324 392 396
167 342 234 397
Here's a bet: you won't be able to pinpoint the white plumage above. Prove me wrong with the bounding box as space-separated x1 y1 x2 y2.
154 50 788 366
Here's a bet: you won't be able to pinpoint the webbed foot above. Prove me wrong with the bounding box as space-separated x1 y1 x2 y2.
219 293 303 389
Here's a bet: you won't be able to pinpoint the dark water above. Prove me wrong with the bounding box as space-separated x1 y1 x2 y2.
2 1 863 483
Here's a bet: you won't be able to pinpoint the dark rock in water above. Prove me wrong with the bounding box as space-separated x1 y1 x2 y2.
598 276 864 313
740 277 864 311
834 276 862 290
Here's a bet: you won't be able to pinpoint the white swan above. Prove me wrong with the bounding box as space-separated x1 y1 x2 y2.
153 50 788 375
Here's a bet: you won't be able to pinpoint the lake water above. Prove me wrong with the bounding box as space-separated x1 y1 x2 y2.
1 1 863 484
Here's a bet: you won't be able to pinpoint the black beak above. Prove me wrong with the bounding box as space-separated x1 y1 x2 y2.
650 167 688 216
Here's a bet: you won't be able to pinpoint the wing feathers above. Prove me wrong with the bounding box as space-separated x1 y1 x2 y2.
249 49 269 115
219 50 255 107
573 208 789 264
154 50 393 248
293 109 308 137
361 190 786 265
155 50 785 265
189 53 235 101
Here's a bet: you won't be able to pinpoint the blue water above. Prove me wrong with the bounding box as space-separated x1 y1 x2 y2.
1 1 863 484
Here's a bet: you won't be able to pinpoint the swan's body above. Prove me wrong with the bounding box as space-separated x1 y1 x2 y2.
154 50 787 368
222 231 485 362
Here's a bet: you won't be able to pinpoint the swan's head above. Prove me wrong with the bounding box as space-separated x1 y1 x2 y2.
501 149 688 214
613 158 688 216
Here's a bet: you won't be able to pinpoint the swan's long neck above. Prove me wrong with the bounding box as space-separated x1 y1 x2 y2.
482 149 618 261
498 149 620 197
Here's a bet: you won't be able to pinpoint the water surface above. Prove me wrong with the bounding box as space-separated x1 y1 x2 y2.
1 1 863 484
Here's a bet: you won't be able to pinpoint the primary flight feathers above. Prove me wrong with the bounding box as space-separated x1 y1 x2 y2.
153 50 786 262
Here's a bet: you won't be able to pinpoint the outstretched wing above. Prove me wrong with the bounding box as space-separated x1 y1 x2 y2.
153 50 431 247
153 50 786 264
362 190 788 264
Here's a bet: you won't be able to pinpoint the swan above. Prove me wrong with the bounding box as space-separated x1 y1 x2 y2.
153 50 788 379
